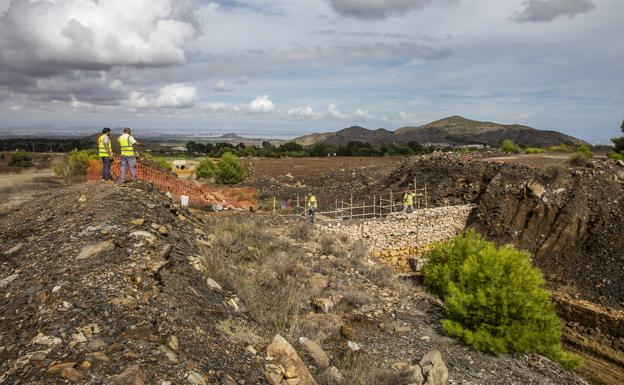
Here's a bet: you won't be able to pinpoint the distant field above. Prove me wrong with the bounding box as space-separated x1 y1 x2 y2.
241 156 404 178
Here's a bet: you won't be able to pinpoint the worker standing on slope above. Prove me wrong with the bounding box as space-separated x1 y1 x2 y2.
307 194 318 223
403 190 414 213
118 127 142 185
408 191 416 212
98 127 113 182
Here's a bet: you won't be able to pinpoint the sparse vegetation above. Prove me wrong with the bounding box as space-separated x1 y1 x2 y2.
546 144 574 153
525 147 546 154
290 221 311 241
201 219 306 335
501 139 521 154
142 152 172 171
321 352 414 385
423 230 581 370
543 164 564 181
8 150 33 167
568 153 590 167
608 153 624 160
53 149 98 181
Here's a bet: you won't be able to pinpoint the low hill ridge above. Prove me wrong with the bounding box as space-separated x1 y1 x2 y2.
295 116 585 148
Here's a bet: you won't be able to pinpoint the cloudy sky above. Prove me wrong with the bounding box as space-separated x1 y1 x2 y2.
0 0 621 140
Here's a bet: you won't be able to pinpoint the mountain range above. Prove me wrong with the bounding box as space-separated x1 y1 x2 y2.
294 116 586 148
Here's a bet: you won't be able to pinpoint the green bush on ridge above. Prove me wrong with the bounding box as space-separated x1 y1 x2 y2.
9 150 33 167
501 139 521 154
422 230 581 370
195 152 246 184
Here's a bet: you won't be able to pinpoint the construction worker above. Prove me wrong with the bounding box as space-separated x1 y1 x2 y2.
98 127 113 182
307 194 318 223
403 190 414 213
118 127 142 185
408 191 416 212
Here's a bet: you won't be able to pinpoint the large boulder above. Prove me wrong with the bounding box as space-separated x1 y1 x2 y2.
266 335 318 385
419 349 448 385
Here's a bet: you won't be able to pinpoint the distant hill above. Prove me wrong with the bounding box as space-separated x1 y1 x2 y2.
295 116 586 148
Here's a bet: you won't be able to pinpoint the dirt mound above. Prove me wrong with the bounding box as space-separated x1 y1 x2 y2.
379 156 624 309
0 182 264 384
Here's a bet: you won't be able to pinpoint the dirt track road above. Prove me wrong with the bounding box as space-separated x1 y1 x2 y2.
0 170 59 215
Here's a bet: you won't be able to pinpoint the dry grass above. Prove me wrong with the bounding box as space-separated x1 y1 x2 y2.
342 289 373 307
290 221 311 241
216 318 264 347
317 352 414 385
319 233 338 255
362 263 396 289
202 218 307 335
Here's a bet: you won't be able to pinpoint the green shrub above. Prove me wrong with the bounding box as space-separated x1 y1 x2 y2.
608 153 624 160
546 144 574 153
577 144 593 158
195 158 218 180
216 152 246 184
54 149 97 180
525 147 546 154
423 230 581 370
612 137 624 154
501 139 521 154
9 150 33 167
568 153 590 167
143 153 172 171
195 152 246 184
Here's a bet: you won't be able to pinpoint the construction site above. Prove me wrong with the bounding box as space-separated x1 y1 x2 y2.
1 153 623 385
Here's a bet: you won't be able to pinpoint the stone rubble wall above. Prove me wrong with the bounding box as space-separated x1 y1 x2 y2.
321 205 475 271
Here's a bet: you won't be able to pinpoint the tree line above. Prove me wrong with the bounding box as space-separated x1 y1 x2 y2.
186 140 440 158
0 138 94 153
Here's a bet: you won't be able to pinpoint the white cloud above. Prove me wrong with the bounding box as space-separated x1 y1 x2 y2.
287 106 316 117
325 0 458 19
398 111 418 121
354 109 373 119
123 83 198 109
213 79 233 92
514 0 596 23
69 94 94 109
248 95 274 113
327 103 346 119
0 0 196 71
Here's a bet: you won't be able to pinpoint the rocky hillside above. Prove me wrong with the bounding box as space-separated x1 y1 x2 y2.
295 116 585 148
0 181 586 385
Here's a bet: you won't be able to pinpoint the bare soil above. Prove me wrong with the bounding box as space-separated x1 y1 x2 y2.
0 171 61 216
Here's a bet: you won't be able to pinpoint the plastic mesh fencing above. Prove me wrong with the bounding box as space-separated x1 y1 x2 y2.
87 159 257 209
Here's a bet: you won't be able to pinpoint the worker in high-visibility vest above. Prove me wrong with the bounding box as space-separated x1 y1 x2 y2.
403 191 414 213
307 194 318 223
408 192 416 212
117 127 142 185
97 127 113 182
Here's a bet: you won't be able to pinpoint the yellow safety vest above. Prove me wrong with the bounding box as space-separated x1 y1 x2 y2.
308 196 317 208
98 134 110 158
406 193 414 206
118 135 135 157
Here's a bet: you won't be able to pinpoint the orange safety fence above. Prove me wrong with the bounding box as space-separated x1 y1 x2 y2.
86 159 257 209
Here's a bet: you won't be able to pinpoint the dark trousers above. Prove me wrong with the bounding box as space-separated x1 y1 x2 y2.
102 157 113 180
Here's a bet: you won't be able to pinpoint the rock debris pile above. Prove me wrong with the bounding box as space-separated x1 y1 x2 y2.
320 205 474 270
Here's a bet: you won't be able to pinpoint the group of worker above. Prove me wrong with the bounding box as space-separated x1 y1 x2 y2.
98 127 142 185
305 190 417 223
